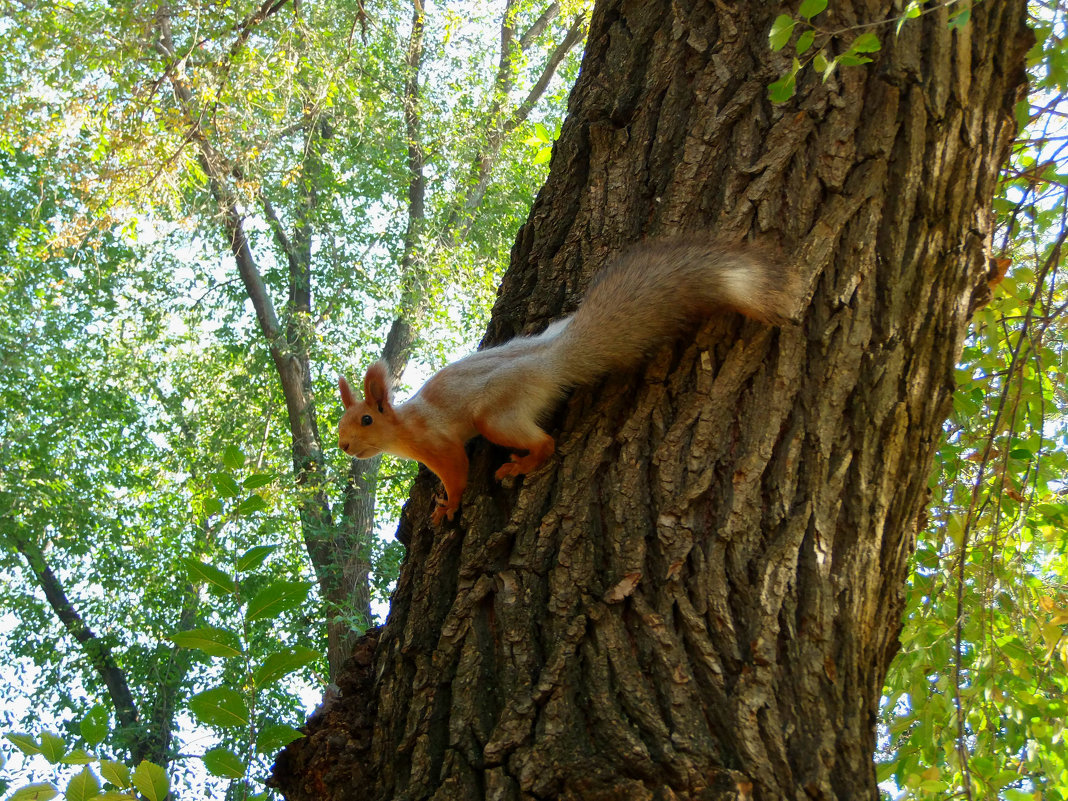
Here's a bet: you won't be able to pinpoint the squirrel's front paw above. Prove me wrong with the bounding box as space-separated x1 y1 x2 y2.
495 450 551 481
431 495 457 525
494 458 522 481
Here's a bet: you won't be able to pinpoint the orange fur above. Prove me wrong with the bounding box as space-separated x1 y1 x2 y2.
337 236 799 524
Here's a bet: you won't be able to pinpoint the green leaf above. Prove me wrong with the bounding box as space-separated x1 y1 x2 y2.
768 68 797 103
796 30 815 55
188 688 250 728
95 794 136 801
221 445 245 470
79 705 108 748
235 493 268 515
246 579 313 622
209 472 241 498
838 54 873 67
236 545 278 572
10 783 59 801
768 14 795 51
242 473 275 489
256 723 304 755
767 76 795 102
532 147 552 165
131 762 168 801
98 761 130 790
948 7 970 31
38 732 67 764
169 626 243 657
201 747 245 779
798 0 827 19
850 32 882 53
181 557 236 594
60 749 95 765
6 733 41 756
253 646 320 688
202 497 224 517
64 767 100 801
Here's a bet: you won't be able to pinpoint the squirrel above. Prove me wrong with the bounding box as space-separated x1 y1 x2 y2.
338 235 799 525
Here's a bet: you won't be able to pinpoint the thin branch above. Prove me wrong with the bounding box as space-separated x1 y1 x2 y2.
218 178 284 344
191 275 244 309
208 0 296 119
232 0 294 54
403 0 427 236
383 0 429 377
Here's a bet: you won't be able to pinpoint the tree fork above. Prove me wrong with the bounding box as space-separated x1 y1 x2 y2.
274 1 1030 799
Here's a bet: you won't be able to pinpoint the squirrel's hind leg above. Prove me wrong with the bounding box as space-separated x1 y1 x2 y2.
475 413 555 480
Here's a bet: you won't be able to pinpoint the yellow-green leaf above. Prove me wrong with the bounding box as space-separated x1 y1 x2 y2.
189 688 250 728
201 747 245 779
768 14 795 51
64 767 100 801
169 626 243 657
131 761 168 801
10 783 59 801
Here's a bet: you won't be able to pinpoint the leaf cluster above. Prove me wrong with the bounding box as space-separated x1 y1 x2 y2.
878 5 1068 798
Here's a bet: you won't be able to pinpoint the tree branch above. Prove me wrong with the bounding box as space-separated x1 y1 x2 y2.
261 193 302 286
447 11 587 232
379 0 430 375
492 0 519 103
402 0 427 242
518 2 560 51
155 2 363 679
157 9 283 349
509 14 586 138
10 533 142 752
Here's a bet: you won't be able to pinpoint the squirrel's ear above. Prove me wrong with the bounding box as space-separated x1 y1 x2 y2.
338 376 358 409
363 360 393 411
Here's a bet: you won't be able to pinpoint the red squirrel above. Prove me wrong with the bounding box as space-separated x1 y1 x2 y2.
338 236 798 524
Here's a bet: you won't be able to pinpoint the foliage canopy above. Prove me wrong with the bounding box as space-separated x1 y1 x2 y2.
0 1 1066 800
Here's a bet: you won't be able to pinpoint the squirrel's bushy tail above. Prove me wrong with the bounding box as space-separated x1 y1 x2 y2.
552 236 798 387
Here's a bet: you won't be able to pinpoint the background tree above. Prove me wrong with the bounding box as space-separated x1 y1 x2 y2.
143 0 587 677
0 0 586 795
272 1 1036 800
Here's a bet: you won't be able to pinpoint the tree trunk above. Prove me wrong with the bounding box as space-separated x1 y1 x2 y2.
273 1 1030 799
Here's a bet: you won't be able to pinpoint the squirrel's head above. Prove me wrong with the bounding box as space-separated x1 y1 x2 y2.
337 361 398 459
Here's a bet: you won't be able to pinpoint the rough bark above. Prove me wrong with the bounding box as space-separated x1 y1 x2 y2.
274 1 1030 799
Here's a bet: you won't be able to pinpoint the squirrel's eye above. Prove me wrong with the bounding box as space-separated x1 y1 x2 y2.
360 414 373 427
